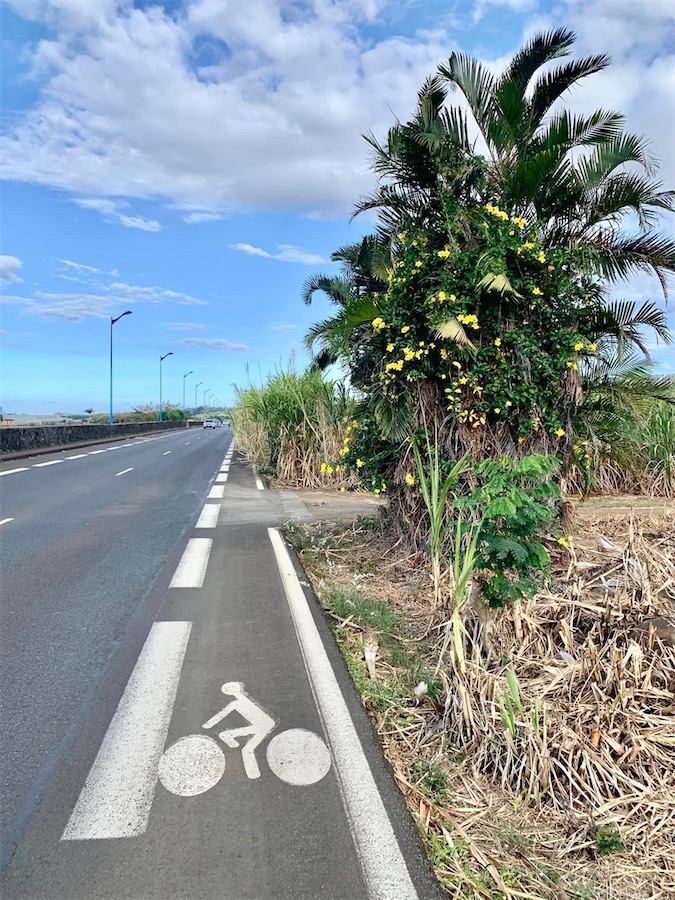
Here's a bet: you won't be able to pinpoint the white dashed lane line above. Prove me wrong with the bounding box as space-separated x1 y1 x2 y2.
163 451 171 456
33 460 63 468
195 504 220 528
88 449 108 455
115 468 134 477
0 468 29 477
0 517 14 526
169 538 213 588
66 454 88 460
215 474 228 484
208 484 225 499
62 621 192 840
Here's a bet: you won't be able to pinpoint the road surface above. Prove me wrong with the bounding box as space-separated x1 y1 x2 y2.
0 427 439 899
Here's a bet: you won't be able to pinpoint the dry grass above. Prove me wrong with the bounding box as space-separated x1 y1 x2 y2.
286 508 675 899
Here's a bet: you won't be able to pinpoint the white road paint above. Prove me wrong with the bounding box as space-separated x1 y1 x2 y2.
254 474 264 491
66 454 88 460
215 473 228 484
88 449 108 455
62 621 192 840
115 468 134 477
196 504 220 528
106 446 122 451
169 538 213 588
185 441 191 445
158 735 225 796
33 459 63 467
268 528 418 900
208 484 225 499
266 729 332 786
0 468 29 476
0 517 14 526
163 451 171 456
202 681 275 780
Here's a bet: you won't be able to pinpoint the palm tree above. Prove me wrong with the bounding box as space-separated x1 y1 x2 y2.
436 28 675 292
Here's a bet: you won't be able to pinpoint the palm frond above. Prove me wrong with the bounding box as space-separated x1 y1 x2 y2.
499 27 575 94
529 54 611 124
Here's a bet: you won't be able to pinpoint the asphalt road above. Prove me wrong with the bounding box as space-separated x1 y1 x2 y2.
0 428 439 899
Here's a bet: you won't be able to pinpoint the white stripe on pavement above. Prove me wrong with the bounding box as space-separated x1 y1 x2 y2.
66 454 88 460
215 474 228 484
169 538 213 588
33 459 63 467
208 484 225 499
254 470 264 490
62 621 192 840
115 468 134 477
0 518 14 526
88 449 108 455
195 504 220 528
0 468 29 476
268 529 418 900
163 451 171 455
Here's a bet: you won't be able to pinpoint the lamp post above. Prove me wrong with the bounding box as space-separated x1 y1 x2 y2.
159 352 173 422
182 371 193 413
195 381 203 415
206 391 214 410
109 310 133 425
203 387 209 408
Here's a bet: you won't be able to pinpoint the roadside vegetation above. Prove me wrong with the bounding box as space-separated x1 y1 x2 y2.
231 28 675 899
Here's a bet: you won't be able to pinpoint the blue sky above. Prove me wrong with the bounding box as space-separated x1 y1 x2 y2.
1 0 673 414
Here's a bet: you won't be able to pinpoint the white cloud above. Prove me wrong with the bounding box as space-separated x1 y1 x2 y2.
173 337 249 351
72 197 127 215
55 257 119 276
117 214 162 232
269 322 297 330
183 212 223 224
231 242 326 264
0 255 23 284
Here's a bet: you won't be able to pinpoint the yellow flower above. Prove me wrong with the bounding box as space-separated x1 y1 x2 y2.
405 472 416 486
567 361 578 370
401 325 410 334
588 343 597 352
440 348 448 360
371 317 386 331
386 342 394 352
494 337 502 347
532 287 543 296
373 488 380 495
555 428 565 437
397 233 406 242
574 342 584 351
538 252 546 263
494 408 501 414
340 487 346 493
557 535 573 550
320 462 327 473
326 465 334 474
438 291 446 301
356 459 364 468
415 260 423 268
437 249 450 259
505 400 512 408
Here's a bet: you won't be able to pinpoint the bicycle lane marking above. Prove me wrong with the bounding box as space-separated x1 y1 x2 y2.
268 527 418 900
62 621 192 840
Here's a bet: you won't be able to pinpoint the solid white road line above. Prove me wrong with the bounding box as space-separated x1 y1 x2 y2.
66 454 88 460
89 449 108 455
62 621 192 841
0 468 29 476
207 484 225 499
0 518 14 526
215 473 228 484
163 451 171 455
195 504 220 528
169 538 213 588
268 529 418 900
33 459 63 467
115 468 134 477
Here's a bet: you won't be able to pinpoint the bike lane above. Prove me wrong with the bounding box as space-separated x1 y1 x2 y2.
2 449 439 900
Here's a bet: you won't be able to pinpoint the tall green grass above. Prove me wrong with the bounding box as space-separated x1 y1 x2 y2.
231 369 354 486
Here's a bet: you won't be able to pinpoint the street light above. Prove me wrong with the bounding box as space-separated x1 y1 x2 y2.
109 310 133 425
203 387 209 408
159 352 174 422
195 381 203 414
182 371 193 412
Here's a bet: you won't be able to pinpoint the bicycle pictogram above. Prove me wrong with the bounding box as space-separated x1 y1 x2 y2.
158 681 332 796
